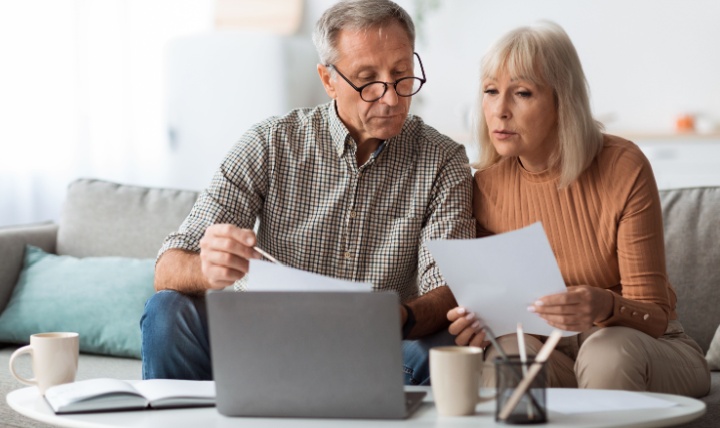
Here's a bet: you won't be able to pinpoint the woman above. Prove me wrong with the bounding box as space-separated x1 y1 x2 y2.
448 21 710 396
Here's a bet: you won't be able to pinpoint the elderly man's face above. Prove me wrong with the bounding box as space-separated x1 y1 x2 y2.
320 22 414 146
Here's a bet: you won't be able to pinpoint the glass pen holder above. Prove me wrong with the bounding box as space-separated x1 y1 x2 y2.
494 355 547 424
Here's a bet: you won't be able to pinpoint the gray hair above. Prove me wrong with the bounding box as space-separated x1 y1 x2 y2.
313 0 415 66
473 21 604 188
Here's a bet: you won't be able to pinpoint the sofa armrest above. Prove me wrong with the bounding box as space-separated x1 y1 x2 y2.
0 222 59 313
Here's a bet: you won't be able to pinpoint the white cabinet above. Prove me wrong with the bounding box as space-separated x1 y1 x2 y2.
164 33 326 191
634 135 720 190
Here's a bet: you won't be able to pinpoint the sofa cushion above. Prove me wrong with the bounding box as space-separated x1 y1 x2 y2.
660 187 720 353
57 178 199 259
0 246 154 358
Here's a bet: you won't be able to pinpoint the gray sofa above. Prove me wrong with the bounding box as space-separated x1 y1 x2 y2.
0 178 198 427
1 178 719 427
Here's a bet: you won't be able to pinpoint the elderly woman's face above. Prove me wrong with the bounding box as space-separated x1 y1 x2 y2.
482 71 557 172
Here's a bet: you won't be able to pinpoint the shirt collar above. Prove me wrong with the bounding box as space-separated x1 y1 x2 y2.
326 100 405 159
327 100 353 157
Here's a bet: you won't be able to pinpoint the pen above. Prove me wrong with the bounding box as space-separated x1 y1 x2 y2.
517 323 535 419
516 323 528 373
254 247 284 266
482 325 509 360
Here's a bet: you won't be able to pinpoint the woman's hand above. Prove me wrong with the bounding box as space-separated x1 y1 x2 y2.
528 285 614 331
447 307 490 348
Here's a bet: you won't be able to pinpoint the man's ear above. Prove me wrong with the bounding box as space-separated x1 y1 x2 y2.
317 64 336 99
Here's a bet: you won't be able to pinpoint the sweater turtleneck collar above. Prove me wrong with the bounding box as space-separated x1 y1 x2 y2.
516 157 560 183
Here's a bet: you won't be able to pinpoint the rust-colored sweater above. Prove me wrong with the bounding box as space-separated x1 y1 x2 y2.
473 134 676 338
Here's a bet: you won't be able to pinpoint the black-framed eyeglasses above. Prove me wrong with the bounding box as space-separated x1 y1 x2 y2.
327 52 427 103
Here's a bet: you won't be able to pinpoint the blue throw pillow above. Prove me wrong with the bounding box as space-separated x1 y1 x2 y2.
0 245 155 359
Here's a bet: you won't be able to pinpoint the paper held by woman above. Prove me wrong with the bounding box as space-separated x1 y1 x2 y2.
427 222 576 337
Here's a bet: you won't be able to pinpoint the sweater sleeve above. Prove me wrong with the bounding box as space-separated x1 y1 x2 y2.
594 146 673 338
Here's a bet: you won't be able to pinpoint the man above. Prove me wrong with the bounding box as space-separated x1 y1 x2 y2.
141 0 474 385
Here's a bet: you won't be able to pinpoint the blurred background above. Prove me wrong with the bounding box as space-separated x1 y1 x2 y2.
2 0 719 227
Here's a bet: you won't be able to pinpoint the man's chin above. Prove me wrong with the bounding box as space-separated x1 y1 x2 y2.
368 121 405 141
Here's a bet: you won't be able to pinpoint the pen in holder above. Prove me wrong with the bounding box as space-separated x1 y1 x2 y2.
494 355 547 424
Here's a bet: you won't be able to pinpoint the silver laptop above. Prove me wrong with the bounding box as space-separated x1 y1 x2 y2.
206 291 426 419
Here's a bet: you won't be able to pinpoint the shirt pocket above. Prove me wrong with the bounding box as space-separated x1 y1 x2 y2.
369 198 425 220
365 213 422 259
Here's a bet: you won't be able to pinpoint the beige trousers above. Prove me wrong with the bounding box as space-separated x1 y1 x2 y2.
481 321 711 398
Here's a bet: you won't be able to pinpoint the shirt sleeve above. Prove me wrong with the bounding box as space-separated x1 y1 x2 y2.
416 143 475 295
157 124 270 260
594 146 674 338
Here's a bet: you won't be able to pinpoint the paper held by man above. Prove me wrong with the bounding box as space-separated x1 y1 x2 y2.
246 259 373 292
427 222 577 338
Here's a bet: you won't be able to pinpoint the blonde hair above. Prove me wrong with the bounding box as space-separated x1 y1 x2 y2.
472 21 603 187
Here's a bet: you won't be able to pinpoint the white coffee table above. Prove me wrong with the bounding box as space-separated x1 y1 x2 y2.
7 385 705 428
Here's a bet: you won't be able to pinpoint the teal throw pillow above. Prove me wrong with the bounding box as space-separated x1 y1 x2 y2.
0 245 155 359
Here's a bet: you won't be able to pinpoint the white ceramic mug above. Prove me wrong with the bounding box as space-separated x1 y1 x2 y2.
430 346 494 416
9 332 79 394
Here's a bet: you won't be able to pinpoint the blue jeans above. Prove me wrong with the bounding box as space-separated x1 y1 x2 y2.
140 290 454 384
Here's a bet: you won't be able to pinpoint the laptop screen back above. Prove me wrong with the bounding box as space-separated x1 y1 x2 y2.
207 291 409 419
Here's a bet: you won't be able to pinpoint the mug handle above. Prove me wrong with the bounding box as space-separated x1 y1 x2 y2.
9 345 37 386
477 391 497 403
476 359 497 403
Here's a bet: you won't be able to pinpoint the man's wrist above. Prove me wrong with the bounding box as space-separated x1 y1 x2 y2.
401 304 416 340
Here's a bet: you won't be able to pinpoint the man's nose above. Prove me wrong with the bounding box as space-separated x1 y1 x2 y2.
379 84 400 106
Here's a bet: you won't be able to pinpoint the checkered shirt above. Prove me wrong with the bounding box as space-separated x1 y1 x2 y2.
158 101 474 301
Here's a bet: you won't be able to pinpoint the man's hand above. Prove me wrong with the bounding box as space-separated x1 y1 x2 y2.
447 307 490 348
199 224 261 290
528 285 613 332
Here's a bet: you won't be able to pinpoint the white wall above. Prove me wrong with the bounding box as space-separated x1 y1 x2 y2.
163 32 325 190
0 0 214 227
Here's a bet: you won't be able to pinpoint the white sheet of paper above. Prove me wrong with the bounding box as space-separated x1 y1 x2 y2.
247 259 372 292
427 222 575 337
546 389 678 414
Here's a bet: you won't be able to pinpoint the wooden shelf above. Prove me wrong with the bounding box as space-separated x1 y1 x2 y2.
614 132 720 141
446 131 720 145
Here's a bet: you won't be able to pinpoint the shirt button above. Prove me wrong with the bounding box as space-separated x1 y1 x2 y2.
344 251 352 259
632 311 638 317
643 314 650 320
350 211 357 219
619 306 626 313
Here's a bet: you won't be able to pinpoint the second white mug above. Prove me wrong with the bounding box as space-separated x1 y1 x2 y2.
430 346 494 416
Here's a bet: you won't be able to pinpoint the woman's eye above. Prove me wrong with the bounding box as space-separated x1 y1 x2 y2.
483 89 498 95
516 91 532 98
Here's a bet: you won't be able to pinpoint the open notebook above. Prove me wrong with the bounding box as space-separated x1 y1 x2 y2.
44 378 215 413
